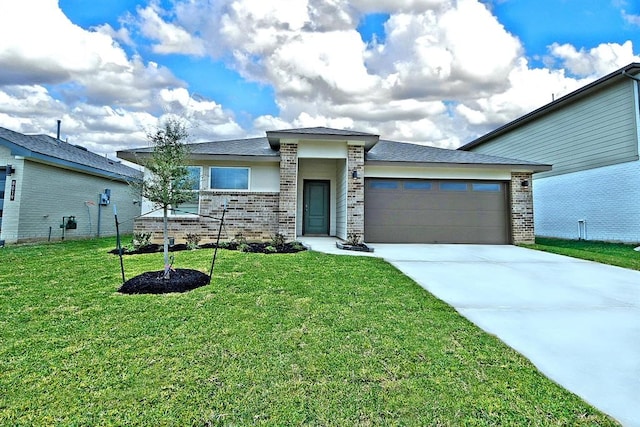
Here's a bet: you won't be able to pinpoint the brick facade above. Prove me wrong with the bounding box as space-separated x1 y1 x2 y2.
347 145 365 239
134 192 279 243
510 172 535 244
278 143 298 241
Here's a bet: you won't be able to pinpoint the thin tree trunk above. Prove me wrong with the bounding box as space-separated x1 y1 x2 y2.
163 206 170 279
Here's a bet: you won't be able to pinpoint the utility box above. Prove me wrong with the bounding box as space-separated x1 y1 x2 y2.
62 216 77 229
99 190 111 205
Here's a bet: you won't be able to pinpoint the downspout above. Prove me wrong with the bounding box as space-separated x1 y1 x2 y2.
621 70 640 152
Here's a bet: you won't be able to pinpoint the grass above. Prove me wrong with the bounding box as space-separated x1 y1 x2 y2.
522 237 640 271
0 237 619 426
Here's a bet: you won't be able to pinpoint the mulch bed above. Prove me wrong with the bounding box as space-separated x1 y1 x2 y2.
113 241 306 294
118 268 210 294
110 242 306 255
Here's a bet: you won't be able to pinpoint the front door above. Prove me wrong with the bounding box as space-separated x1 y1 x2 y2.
303 180 330 235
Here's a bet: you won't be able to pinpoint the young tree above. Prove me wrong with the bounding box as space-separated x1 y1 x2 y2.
138 118 196 279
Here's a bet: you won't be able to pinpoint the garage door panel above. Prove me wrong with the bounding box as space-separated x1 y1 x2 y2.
368 209 504 228
366 225 507 244
365 179 509 244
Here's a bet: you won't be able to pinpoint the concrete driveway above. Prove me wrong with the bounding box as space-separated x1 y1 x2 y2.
300 238 640 427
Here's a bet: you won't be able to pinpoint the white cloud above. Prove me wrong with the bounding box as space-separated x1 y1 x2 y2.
455 59 591 128
549 41 640 77
1 0 640 158
157 0 640 148
136 4 206 55
622 9 640 26
0 0 243 157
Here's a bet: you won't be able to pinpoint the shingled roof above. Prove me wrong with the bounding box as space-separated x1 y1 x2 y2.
367 140 550 170
118 127 550 171
118 137 278 161
0 126 142 181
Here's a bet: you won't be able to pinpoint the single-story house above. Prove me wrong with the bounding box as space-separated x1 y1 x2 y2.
460 62 640 243
0 126 142 244
118 127 550 245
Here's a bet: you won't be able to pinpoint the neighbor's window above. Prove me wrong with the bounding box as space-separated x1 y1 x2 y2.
210 167 249 190
172 166 201 215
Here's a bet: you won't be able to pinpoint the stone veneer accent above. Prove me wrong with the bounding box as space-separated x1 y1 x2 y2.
347 145 365 239
278 142 298 241
133 192 279 243
510 172 535 244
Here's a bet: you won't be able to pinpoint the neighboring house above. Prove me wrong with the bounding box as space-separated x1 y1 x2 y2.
118 127 549 245
460 63 640 243
0 126 142 244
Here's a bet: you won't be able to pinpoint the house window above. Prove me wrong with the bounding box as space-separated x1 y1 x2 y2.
172 166 201 215
439 182 468 192
210 167 249 190
472 183 501 192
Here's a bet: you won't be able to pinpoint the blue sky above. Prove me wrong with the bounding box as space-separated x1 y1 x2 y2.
1 0 639 156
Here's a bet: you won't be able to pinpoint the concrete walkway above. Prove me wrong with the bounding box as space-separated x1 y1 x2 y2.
299 238 640 427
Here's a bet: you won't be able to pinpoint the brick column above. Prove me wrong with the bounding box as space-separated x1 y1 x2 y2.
278 143 298 241
347 145 365 240
510 172 535 244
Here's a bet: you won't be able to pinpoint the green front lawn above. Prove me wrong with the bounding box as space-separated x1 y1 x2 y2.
0 238 618 426
523 237 640 271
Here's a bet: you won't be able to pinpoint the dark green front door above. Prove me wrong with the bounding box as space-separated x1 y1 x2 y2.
303 180 330 235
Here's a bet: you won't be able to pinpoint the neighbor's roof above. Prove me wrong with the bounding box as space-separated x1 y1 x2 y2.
0 126 142 181
459 62 640 151
367 140 551 171
118 126 550 171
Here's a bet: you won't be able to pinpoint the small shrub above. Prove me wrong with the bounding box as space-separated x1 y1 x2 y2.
290 241 305 251
347 233 361 246
132 232 152 249
233 233 248 246
270 233 286 251
185 233 201 250
238 243 250 253
264 245 277 253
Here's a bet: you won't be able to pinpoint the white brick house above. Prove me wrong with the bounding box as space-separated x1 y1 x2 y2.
460 63 640 243
119 127 549 245
0 126 142 244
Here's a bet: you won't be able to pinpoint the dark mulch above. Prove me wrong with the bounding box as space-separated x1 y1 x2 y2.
118 268 210 294
110 242 306 255
335 241 374 253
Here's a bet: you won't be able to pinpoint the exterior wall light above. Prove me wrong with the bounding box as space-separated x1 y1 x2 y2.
521 180 529 187
352 170 359 179
6 164 15 176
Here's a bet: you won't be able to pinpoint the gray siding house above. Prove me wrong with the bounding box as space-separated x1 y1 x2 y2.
460 63 640 243
119 127 550 245
0 126 142 244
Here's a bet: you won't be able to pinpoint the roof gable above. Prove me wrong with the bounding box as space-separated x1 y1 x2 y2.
266 127 380 151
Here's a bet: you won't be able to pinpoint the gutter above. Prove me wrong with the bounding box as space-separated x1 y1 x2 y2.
364 160 552 173
622 70 640 82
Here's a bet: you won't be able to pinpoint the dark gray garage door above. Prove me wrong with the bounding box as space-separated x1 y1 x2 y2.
364 179 509 244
